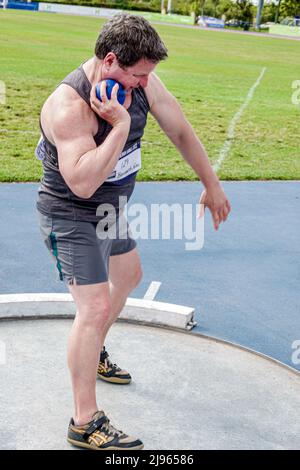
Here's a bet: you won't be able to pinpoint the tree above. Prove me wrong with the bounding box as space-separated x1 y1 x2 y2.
190 0 206 18
190 0 222 17
280 0 300 17
172 0 191 15
260 2 278 23
237 0 253 20
274 0 282 23
211 0 220 16
199 0 206 15
217 0 238 20
217 0 254 23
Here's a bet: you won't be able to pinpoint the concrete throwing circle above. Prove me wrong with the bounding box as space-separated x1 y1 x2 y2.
0 318 299 450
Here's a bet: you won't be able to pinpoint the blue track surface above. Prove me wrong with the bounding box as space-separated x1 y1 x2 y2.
0 182 299 370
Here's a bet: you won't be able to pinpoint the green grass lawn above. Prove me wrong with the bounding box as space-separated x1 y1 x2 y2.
0 9 299 181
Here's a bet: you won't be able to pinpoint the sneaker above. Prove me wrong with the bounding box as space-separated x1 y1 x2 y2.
97 346 132 384
67 410 144 450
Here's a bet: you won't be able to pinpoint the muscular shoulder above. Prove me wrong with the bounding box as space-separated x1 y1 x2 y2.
41 84 96 142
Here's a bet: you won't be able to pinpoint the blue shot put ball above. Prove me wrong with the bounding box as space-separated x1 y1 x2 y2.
95 79 126 105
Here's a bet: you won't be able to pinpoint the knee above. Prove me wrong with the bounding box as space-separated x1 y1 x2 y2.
79 300 111 329
130 263 143 290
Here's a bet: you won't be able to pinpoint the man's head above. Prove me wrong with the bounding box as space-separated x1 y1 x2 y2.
94 14 168 91
95 13 168 68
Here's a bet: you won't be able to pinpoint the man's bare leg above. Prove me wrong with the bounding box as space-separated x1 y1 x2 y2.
67 249 142 424
67 281 111 425
104 248 142 338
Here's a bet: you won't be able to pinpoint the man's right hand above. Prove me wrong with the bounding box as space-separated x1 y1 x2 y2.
51 80 132 199
90 81 131 129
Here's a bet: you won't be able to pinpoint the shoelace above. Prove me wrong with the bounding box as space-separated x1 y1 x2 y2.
101 417 123 438
101 348 121 372
104 357 121 372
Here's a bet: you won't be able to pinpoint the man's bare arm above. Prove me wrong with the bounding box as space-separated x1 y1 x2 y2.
52 83 130 199
148 73 220 189
147 73 231 229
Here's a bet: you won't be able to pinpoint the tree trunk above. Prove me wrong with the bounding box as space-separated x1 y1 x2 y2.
275 0 282 23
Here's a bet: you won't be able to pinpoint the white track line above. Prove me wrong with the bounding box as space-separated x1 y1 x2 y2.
213 67 267 173
143 281 162 301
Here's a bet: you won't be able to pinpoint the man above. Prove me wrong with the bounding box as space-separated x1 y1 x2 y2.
36 13 231 450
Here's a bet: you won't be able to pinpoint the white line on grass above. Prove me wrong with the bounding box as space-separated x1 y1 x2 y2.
213 67 267 173
143 281 162 301
0 130 39 134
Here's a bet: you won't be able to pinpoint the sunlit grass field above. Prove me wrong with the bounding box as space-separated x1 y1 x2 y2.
0 9 299 181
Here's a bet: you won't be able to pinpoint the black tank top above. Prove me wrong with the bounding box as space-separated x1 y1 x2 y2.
36 63 150 222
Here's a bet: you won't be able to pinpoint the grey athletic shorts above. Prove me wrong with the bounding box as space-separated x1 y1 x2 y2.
37 211 137 285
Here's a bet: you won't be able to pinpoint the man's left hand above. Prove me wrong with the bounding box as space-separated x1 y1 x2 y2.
198 185 231 231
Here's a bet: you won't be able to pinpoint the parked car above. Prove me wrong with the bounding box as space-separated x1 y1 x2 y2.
280 17 300 27
197 16 225 29
225 19 252 30
258 22 275 30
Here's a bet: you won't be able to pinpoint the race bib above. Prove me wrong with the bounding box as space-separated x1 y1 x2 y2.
35 134 47 161
106 141 141 183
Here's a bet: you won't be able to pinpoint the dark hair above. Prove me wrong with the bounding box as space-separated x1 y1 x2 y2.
95 13 168 67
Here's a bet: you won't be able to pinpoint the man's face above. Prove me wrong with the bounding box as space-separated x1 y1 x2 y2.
102 54 157 93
